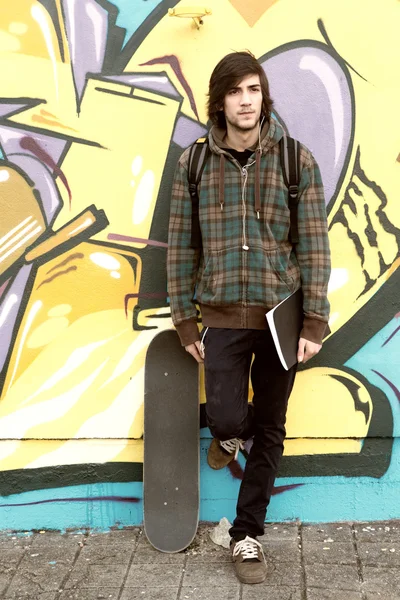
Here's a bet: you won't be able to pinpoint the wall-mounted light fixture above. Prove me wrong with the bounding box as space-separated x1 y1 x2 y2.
168 6 212 29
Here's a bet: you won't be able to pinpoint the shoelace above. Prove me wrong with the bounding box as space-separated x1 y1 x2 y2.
220 438 244 460
233 536 265 561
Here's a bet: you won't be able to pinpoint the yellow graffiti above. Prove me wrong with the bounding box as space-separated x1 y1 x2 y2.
0 0 399 476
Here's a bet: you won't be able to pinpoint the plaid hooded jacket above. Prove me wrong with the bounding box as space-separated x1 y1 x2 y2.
167 117 331 347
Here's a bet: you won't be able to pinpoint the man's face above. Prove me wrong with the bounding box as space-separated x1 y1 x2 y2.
222 74 263 132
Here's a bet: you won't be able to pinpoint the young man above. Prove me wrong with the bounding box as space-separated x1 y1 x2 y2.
167 51 330 583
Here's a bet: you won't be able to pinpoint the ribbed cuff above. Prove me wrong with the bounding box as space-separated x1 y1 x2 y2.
300 316 329 345
175 318 200 347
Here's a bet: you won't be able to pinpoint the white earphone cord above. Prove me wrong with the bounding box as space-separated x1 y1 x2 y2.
242 116 264 251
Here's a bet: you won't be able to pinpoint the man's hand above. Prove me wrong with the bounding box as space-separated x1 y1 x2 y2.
297 337 322 364
185 341 204 364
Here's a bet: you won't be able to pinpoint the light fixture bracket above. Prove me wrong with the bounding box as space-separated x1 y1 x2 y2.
168 6 212 29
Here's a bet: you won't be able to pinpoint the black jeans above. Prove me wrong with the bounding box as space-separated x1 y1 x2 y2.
202 327 297 540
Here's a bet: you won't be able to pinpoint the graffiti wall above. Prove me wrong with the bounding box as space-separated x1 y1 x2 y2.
1 0 400 531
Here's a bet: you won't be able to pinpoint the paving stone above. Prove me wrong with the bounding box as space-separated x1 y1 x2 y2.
31 533 84 548
185 544 231 563
261 523 299 542
0 548 26 568
132 549 185 564
64 565 127 589
242 585 301 599
354 521 400 543
182 563 237 587
357 541 400 566
307 590 363 600
6 546 77 596
0 572 18 596
3 594 56 600
125 564 183 588
5 569 65 596
184 526 230 563
135 534 161 550
301 524 353 542
87 528 140 547
76 543 133 566
59 589 120 599
260 539 301 563
362 565 400 596
364 594 399 600
0 534 33 549
180 586 239 599
2 523 400 600
22 546 77 563
121 589 179 600
305 563 361 591
302 540 357 565
261 562 302 587
0 534 33 551
132 534 185 564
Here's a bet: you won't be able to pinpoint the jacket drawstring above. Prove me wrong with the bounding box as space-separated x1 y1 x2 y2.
218 149 260 217
219 154 225 211
255 149 261 219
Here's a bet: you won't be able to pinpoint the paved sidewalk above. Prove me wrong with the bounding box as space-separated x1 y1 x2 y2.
0 521 399 600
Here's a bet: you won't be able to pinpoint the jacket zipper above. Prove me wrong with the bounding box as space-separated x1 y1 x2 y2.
222 154 255 320
241 166 249 319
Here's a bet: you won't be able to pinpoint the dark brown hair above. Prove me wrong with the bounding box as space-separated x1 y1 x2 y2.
207 50 273 129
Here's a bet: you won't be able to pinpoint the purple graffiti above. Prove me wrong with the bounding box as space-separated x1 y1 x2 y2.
0 496 140 509
20 137 72 206
0 265 33 374
0 102 32 118
227 460 244 480
107 233 168 248
262 45 353 206
103 74 180 99
140 55 199 121
372 370 400 403
61 0 108 112
0 280 9 301
173 115 208 149
271 484 304 496
227 461 305 496
381 314 400 347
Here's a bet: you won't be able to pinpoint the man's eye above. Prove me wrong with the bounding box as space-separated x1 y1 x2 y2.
229 89 239 95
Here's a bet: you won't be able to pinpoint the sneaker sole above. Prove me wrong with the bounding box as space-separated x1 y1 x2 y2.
207 455 235 470
235 571 267 584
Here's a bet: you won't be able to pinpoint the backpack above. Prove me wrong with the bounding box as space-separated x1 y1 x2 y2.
187 135 301 249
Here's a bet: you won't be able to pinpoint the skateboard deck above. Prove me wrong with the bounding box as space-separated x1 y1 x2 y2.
144 329 199 552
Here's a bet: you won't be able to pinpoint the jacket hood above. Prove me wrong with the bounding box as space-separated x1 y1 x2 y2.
205 116 285 217
208 116 284 156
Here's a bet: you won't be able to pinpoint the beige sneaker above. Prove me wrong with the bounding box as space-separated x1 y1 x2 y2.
207 438 244 470
231 536 267 584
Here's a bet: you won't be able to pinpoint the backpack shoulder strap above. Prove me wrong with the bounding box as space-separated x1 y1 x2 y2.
187 137 210 249
279 135 301 244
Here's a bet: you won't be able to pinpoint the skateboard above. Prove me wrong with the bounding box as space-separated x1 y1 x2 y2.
144 329 199 552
